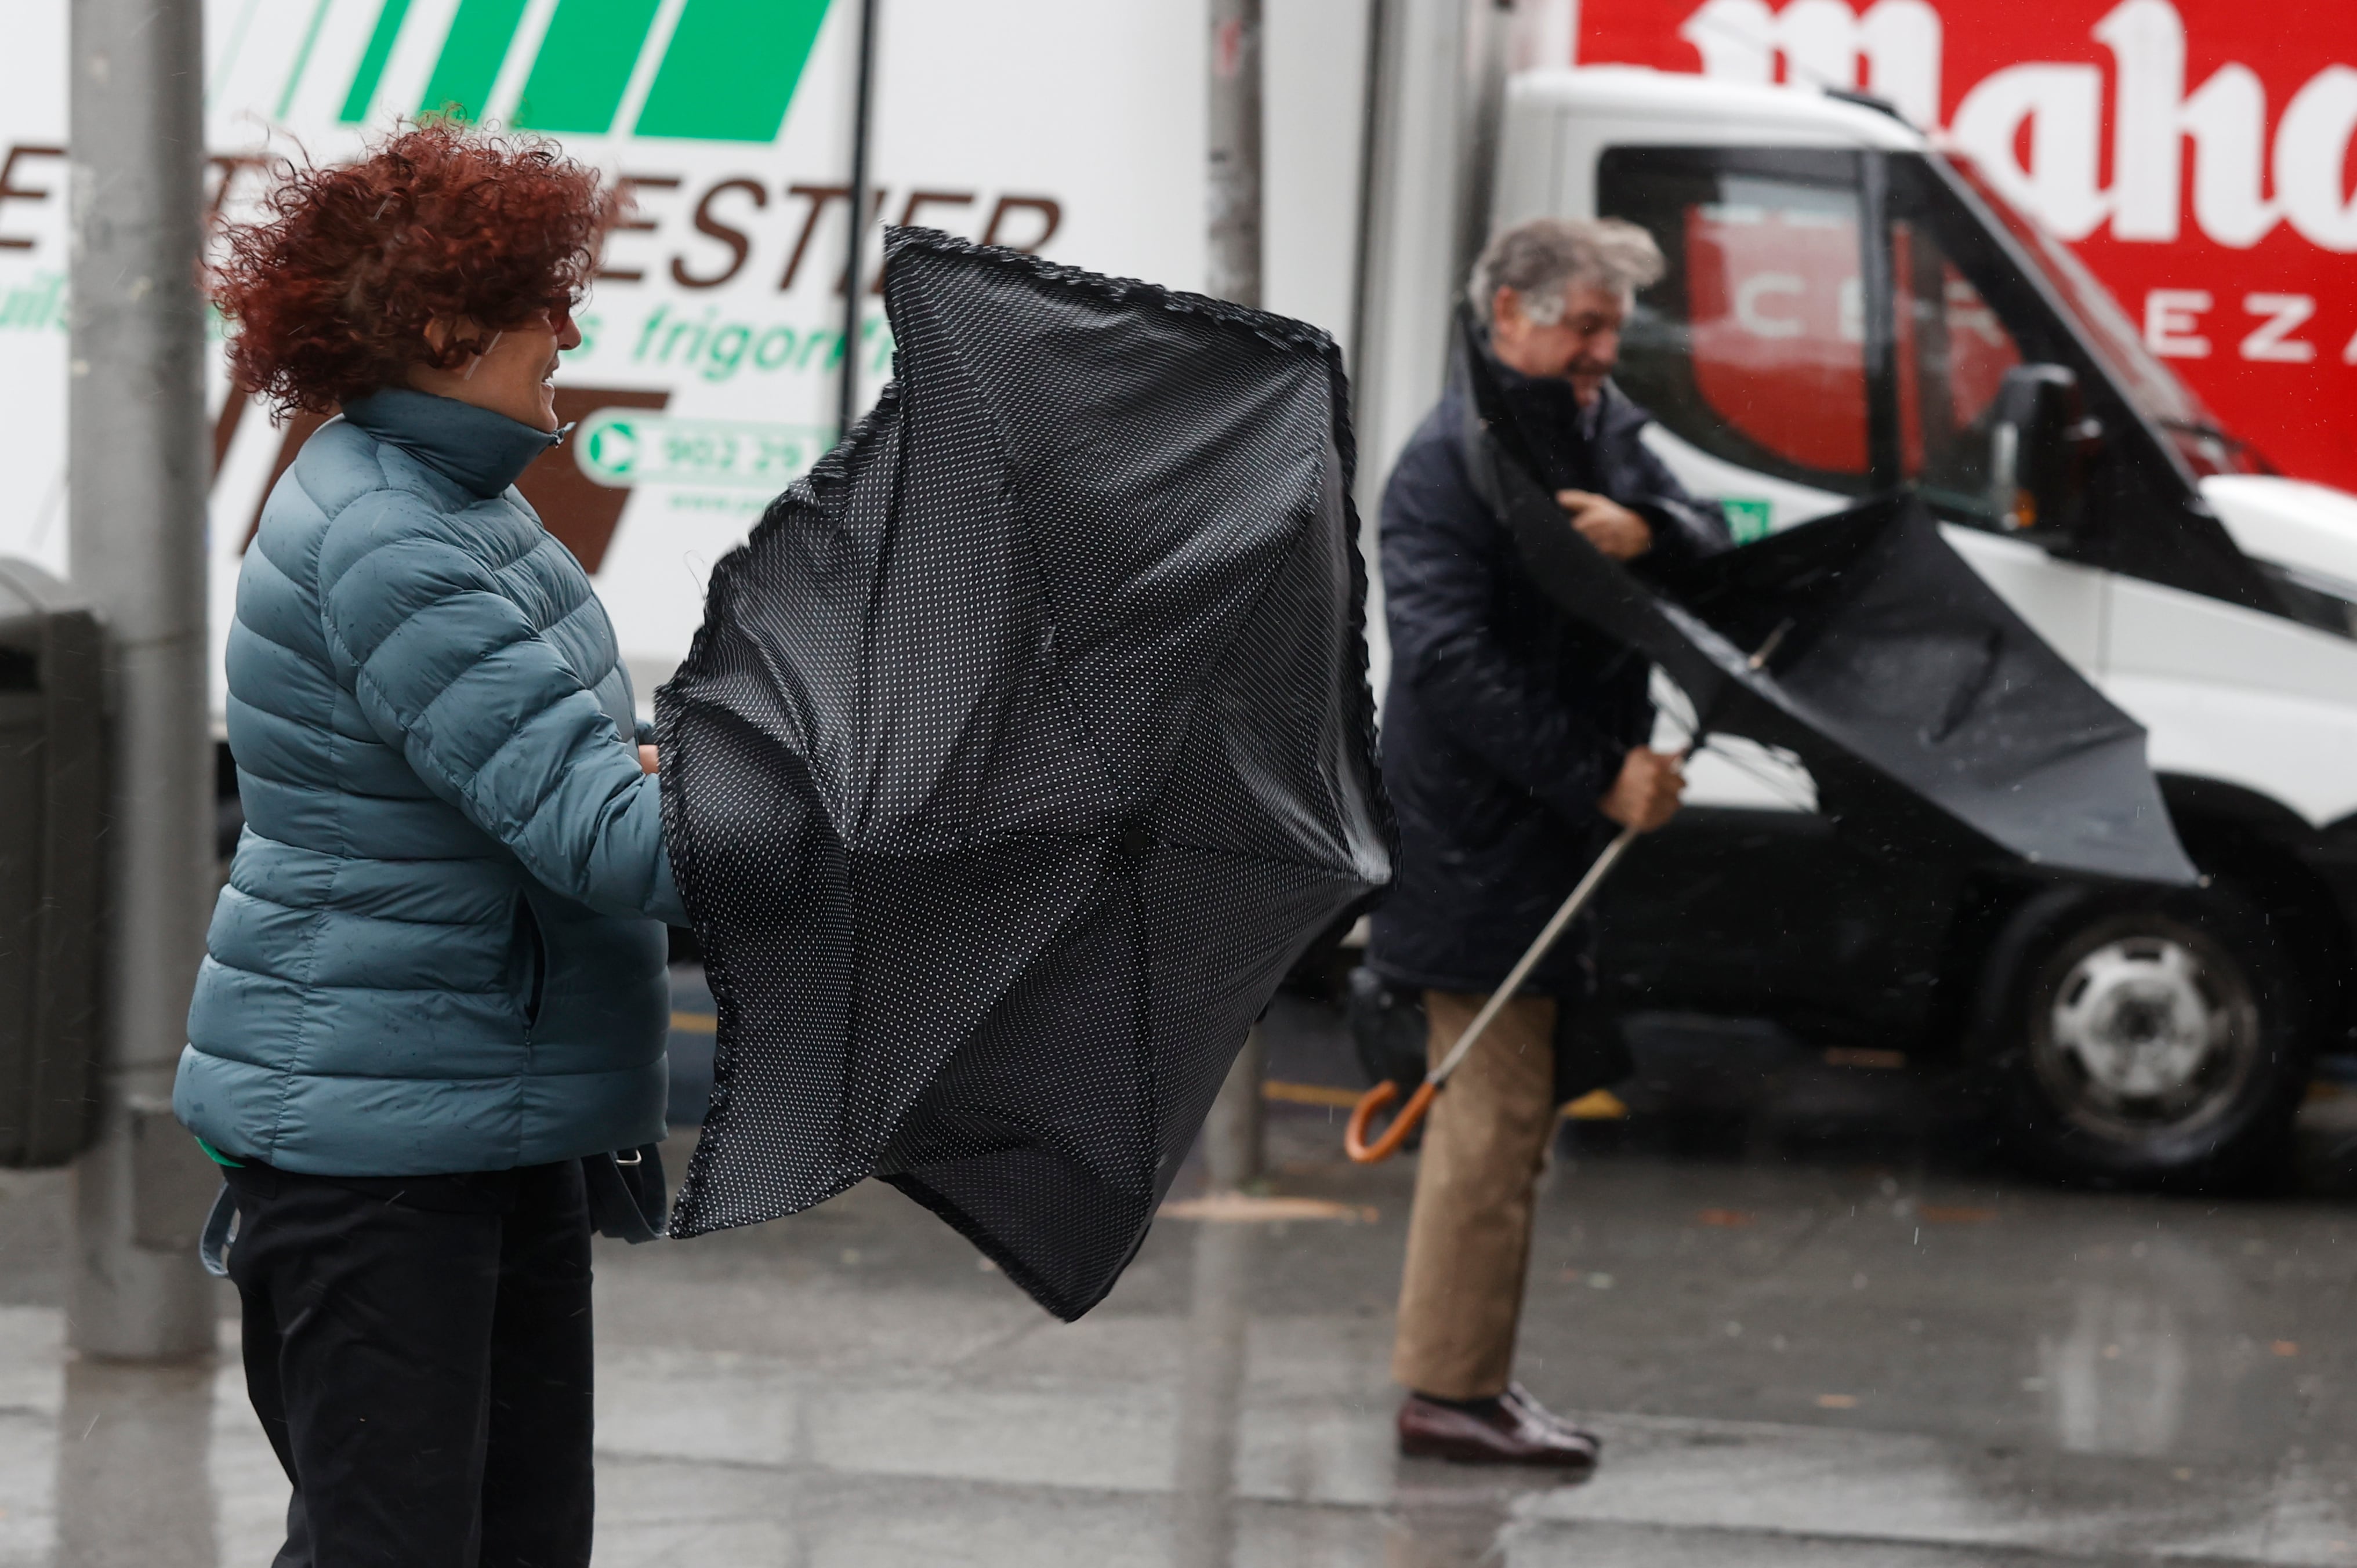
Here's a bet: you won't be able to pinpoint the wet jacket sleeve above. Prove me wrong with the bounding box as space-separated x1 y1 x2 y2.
319 491 689 926
1382 441 1631 827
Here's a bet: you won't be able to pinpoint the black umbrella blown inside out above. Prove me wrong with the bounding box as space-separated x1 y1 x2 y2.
655 228 1393 1320
1453 310 2196 888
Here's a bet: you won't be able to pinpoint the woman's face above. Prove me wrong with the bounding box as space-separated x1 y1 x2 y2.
408 308 582 431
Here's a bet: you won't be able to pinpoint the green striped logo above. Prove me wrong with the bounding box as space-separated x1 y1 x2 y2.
337 0 831 142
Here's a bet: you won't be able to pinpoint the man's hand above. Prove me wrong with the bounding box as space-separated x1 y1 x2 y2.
1599 746 1684 833
1558 490 1652 561
639 745 659 774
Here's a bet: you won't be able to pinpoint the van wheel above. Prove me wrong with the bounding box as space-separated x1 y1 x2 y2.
1979 882 2310 1187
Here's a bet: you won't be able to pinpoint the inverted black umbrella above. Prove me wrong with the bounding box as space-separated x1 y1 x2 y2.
1451 307 2192 884
657 227 1392 1319
1344 312 2193 1161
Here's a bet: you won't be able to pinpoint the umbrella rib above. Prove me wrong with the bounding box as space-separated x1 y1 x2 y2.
1136 830 1377 881
900 289 1134 818
914 255 1355 870
1039 457 1326 829
914 258 1341 844
1119 429 1358 854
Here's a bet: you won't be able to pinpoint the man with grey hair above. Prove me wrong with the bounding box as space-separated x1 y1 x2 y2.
1366 216 1729 1469
1471 215 1667 329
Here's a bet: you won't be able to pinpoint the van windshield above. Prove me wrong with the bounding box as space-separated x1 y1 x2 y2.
1942 154 2265 478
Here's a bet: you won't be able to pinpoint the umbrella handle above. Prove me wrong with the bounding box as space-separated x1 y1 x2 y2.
1341 823 1644 1168
1345 1078 1437 1164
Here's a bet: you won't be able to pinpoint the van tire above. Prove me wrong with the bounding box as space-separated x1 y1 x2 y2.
1975 879 2311 1188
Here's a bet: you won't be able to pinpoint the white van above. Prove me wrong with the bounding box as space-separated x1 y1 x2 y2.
1491 68 2357 1183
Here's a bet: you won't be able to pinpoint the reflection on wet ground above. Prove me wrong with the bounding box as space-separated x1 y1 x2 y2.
1 985 2352 1565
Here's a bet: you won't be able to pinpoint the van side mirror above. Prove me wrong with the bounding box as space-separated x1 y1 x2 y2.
1988 365 2100 534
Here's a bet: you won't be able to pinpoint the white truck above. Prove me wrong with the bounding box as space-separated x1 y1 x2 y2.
0 0 1374 730
1472 67 2357 1184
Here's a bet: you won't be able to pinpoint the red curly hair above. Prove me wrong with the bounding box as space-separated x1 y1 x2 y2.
211 123 617 416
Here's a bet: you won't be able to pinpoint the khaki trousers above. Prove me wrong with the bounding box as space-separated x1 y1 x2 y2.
1390 990 1558 1401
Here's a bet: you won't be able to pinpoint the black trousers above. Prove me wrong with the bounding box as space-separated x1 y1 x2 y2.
222 1159 595 1568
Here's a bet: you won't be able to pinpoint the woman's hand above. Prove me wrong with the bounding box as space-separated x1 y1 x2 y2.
639 745 659 774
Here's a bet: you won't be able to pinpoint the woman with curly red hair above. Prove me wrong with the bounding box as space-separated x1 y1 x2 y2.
179 124 676 1565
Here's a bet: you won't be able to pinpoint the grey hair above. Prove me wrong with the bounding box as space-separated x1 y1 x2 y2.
1470 217 1666 325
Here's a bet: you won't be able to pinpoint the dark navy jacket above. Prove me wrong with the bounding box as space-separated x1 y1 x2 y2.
1366 361 1728 997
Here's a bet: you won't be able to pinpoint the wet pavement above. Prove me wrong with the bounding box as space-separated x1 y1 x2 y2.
3 982 2354 1565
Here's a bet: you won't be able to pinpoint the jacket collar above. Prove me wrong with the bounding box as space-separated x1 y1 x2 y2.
341 387 563 499
1481 347 1642 444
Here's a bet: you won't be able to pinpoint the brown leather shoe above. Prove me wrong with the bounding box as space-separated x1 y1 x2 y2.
1397 1385 1601 1471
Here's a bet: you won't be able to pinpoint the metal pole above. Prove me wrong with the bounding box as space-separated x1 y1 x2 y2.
837 0 880 440
1347 0 1391 382
1206 0 1264 310
1350 0 1514 705
56 1359 217 1567
1203 1026 1265 1192
1202 0 1265 1190
66 0 217 1360
1169 1217 1252 1564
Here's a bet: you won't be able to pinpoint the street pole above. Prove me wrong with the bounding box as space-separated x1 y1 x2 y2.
1203 1028 1265 1193
66 0 218 1361
1202 0 1265 1193
837 0 880 440
1170 1215 1252 1561
1351 0 1515 702
1206 0 1264 311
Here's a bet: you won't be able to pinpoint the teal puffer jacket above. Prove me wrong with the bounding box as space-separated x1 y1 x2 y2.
176 388 688 1176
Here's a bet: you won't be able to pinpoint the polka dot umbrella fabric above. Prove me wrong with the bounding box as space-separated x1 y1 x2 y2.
655 228 1394 1319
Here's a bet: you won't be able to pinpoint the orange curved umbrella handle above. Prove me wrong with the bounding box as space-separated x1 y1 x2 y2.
1344 1079 1438 1164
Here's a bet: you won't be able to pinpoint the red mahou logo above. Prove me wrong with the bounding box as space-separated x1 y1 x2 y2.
1580 0 2357 489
